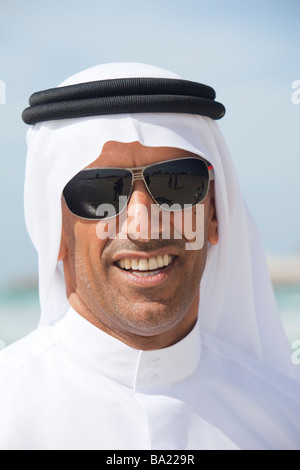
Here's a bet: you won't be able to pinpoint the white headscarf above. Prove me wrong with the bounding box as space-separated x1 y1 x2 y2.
24 62 296 379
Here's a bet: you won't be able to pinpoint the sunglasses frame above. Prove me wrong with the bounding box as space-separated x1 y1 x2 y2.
63 157 215 220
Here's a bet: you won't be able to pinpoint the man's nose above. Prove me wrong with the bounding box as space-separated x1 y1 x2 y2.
119 180 159 242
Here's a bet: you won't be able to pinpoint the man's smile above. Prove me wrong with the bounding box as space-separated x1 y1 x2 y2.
116 253 174 272
111 249 178 286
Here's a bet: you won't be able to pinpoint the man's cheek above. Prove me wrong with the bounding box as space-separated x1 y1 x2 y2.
96 218 118 240
174 204 205 251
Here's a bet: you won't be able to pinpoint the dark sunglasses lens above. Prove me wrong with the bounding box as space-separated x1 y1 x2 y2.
144 158 209 208
63 169 132 219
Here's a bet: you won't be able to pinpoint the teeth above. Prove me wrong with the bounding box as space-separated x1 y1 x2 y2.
148 257 158 270
119 259 126 269
131 259 139 270
117 254 174 271
124 258 131 270
157 256 164 268
163 254 169 266
139 259 148 271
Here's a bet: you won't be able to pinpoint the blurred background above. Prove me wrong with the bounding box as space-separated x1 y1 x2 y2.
0 0 299 348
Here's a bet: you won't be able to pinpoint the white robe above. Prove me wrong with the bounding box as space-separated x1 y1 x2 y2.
14 62 299 450
0 308 299 450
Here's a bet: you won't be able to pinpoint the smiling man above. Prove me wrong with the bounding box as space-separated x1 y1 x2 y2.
60 141 218 350
0 63 299 450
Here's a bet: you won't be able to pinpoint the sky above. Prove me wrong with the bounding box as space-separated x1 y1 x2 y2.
0 0 299 288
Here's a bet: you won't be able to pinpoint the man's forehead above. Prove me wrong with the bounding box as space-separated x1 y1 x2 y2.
86 141 201 169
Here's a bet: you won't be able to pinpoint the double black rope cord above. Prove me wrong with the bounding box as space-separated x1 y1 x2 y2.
22 77 225 125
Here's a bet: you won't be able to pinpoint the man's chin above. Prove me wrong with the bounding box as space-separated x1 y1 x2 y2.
107 299 194 345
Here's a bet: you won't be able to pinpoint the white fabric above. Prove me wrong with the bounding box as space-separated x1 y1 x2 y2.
0 307 299 450
0 61 294 450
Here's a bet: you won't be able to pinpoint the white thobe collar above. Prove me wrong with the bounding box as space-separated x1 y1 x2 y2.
55 307 201 391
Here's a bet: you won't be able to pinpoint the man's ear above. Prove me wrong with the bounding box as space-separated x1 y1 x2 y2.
207 193 218 246
58 224 68 261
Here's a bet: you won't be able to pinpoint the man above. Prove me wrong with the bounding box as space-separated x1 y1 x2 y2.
0 62 299 450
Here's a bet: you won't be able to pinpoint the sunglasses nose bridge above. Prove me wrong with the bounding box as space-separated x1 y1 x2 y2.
129 167 153 204
119 168 156 242
131 168 144 182
129 168 151 198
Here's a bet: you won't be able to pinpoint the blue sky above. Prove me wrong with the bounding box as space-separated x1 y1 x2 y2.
0 0 299 287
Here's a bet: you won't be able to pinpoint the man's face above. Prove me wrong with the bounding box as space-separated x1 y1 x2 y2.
59 141 218 349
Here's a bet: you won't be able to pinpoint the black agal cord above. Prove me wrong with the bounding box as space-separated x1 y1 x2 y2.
22 77 225 125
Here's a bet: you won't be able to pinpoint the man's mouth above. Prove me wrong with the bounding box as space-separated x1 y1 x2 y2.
116 254 174 277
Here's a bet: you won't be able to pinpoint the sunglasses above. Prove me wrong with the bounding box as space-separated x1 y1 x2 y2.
63 157 215 220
